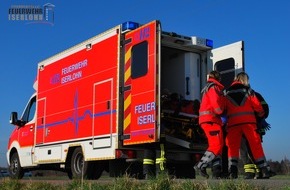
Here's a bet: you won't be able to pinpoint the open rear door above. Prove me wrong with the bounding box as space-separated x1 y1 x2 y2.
122 21 160 145
210 41 244 88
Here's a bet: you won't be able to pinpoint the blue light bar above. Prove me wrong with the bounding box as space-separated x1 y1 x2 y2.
206 39 213 48
122 21 140 32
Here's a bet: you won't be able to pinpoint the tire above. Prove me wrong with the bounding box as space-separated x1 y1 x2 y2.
67 170 73 179
9 152 24 179
177 163 195 179
88 161 104 180
168 162 195 179
71 147 89 179
127 161 144 179
70 147 104 179
109 159 126 177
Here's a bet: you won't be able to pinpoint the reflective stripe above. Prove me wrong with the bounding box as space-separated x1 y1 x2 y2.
214 107 222 113
228 111 255 118
201 82 215 95
200 110 213 116
200 110 216 116
200 108 222 117
244 164 259 173
245 168 255 173
226 88 251 106
143 159 154 165
244 164 256 169
226 89 247 94
226 95 247 107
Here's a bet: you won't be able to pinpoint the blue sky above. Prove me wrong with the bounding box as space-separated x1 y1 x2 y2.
0 0 289 167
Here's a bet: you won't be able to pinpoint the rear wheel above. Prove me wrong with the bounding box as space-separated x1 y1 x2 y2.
67 170 73 179
167 162 196 179
109 159 126 177
88 161 104 180
71 147 88 179
9 152 24 179
174 163 195 179
70 147 104 179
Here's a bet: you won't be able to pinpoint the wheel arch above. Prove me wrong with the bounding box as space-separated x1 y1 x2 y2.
8 147 18 165
65 146 81 170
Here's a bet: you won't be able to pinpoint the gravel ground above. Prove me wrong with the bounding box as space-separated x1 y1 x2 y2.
191 178 290 189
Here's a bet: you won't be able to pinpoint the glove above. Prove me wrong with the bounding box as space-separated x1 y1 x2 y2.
221 115 227 125
261 119 271 131
257 127 266 136
256 119 271 136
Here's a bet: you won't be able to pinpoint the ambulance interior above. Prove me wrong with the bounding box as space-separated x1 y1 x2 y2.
160 32 210 102
161 47 203 101
159 33 209 147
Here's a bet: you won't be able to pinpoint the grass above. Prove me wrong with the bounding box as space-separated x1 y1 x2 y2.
1 174 290 190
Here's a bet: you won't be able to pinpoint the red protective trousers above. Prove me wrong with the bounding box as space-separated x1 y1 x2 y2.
226 123 265 160
201 123 224 156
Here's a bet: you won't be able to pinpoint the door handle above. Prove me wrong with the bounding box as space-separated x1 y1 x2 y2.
45 128 50 136
107 100 110 110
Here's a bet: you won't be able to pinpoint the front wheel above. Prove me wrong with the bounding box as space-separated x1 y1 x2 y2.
9 152 24 179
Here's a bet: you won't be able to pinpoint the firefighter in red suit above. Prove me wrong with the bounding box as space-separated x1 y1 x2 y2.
194 70 225 179
224 72 270 179
240 91 273 179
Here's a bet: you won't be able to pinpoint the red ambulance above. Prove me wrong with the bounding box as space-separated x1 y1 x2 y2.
7 20 244 179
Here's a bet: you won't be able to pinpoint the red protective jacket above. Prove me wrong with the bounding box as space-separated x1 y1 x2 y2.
199 78 224 125
225 81 264 127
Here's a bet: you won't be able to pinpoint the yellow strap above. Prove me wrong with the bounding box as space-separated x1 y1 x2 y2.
156 144 166 171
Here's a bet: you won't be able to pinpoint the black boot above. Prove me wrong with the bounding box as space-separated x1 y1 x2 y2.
212 165 222 179
244 164 255 179
143 149 156 179
194 165 209 179
244 172 255 179
212 157 222 179
229 165 238 179
261 166 270 179
194 151 215 179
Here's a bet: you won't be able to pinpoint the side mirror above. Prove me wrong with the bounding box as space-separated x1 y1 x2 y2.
10 112 19 125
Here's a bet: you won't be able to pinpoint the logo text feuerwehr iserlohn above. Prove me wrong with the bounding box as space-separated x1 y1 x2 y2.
8 3 55 25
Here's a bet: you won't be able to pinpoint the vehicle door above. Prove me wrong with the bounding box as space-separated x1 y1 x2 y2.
122 20 160 145
210 41 244 88
16 94 36 164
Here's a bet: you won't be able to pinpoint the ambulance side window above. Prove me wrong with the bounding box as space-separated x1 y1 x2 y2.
21 96 36 123
215 58 235 88
131 41 148 79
